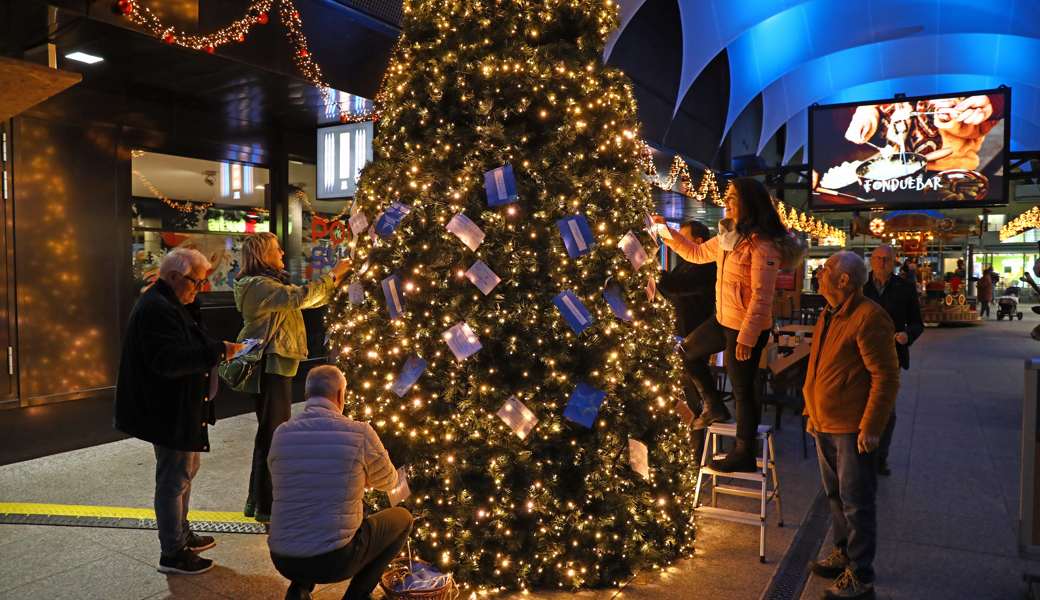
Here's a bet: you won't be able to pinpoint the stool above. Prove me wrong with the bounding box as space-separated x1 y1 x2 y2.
692 422 782 562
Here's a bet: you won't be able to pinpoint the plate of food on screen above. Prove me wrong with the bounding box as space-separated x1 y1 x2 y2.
929 169 989 202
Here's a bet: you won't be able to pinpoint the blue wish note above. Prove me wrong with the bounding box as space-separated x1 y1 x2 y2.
556 214 595 258
484 165 518 206
618 231 648 270
603 286 633 322
563 382 606 428
374 201 413 239
391 354 428 397
381 274 404 320
552 290 594 334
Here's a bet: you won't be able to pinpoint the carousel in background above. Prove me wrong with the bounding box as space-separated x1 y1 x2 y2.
853 210 984 324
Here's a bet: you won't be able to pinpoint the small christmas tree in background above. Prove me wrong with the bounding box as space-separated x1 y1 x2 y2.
327 0 700 591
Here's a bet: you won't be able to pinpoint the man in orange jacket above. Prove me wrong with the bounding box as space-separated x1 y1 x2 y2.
803 252 900 600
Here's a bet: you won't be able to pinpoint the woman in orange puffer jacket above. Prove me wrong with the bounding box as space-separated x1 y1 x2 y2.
656 178 803 473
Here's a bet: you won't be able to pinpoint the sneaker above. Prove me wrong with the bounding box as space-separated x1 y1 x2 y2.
877 458 892 477
157 548 214 575
821 569 875 600
244 501 255 518
808 547 849 579
185 531 216 552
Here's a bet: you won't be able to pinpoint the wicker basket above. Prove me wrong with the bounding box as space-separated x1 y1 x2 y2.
379 557 457 600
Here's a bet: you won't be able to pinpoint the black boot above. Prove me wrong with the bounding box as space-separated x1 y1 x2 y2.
691 393 732 430
708 435 758 473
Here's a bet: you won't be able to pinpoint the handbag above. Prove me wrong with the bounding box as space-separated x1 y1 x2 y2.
219 338 269 394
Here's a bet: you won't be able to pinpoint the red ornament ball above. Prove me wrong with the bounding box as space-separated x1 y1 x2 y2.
204 45 214 53
340 113 348 123
257 13 268 24
163 34 176 44
300 48 308 57
117 0 133 15
237 35 244 43
292 11 299 19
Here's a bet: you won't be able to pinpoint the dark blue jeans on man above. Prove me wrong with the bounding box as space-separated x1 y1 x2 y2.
154 445 201 556
815 431 878 583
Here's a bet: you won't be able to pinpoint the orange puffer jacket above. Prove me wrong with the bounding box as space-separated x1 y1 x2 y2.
668 232 781 346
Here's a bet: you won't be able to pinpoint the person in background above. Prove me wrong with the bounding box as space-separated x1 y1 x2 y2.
977 266 994 319
902 260 918 285
654 177 804 472
235 232 353 524
863 245 923 477
114 248 246 575
811 265 822 293
657 220 717 461
267 366 412 600
805 252 900 600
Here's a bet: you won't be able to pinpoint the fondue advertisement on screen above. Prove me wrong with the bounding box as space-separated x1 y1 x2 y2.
809 89 1008 210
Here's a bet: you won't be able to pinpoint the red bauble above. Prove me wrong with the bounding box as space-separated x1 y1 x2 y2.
204 45 214 53
373 114 380 122
116 0 133 15
292 11 299 19
237 35 245 42
300 48 308 57
257 13 268 24
163 34 176 44
340 113 348 123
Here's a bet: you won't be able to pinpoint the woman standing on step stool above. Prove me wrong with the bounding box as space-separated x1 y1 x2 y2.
654 177 803 473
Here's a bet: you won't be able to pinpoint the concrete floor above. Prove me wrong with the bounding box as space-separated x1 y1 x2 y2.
1 313 1038 599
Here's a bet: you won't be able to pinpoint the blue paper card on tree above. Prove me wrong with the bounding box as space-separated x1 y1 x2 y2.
381 274 404 320
391 354 428 397
556 214 595 258
563 382 606 428
374 201 412 239
603 286 632 322
484 164 518 206
552 290 594 334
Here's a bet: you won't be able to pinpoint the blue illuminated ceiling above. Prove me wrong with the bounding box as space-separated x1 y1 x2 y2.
607 0 1040 165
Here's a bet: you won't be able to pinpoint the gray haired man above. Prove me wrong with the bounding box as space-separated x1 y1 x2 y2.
268 366 413 600
115 249 245 575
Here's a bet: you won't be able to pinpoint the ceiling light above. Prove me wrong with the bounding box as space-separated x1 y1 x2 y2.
255 185 265 190
697 210 706 214
65 52 103 64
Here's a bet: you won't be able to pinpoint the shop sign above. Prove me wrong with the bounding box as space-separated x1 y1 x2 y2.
310 246 350 269
311 218 350 244
776 272 796 291
207 215 269 233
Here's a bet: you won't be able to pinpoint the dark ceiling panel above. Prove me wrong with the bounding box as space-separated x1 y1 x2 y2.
665 49 730 167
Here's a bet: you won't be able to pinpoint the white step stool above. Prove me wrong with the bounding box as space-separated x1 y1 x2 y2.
692 422 783 563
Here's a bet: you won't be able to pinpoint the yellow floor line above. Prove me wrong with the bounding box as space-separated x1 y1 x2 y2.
0 502 256 524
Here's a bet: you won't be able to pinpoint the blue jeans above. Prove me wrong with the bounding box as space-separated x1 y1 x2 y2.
815 432 878 583
154 445 200 556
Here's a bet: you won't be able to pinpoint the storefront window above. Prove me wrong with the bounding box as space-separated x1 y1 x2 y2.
285 161 352 285
131 151 269 296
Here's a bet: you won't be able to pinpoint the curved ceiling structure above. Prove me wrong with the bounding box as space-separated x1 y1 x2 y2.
608 0 1040 165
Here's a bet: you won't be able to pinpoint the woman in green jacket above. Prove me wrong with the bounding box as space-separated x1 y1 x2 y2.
235 232 352 523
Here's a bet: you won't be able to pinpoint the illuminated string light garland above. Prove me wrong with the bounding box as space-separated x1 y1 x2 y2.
1001 206 1040 241
132 169 214 213
776 201 846 246
116 0 375 123
638 142 724 206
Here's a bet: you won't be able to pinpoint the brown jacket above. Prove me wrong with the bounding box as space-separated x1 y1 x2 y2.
803 290 900 437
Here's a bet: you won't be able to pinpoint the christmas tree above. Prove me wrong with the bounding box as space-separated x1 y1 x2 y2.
327 0 699 591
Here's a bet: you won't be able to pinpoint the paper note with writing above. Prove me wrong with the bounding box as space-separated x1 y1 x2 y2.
391 354 428 397
654 222 673 240
619 231 648 270
374 202 412 239
442 322 482 361
674 399 695 427
556 214 595 258
484 164 518 206
388 467 410 506
645 276 656 301
563 382 606 428
466 260 501 295
348 281 364 306
497 396 539 439
552 290 594 334
602 286 632 322
629 438 649 479
348 211 368 236
446 214 485 252
381 274 404 320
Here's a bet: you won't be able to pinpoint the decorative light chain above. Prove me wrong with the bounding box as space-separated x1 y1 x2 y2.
1001 206 1040 241
870 218 886 236
776 201 846 246
133 169 214 213
638 141 723 206
115 0 375 123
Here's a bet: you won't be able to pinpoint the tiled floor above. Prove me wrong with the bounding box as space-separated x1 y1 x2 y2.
1 313 1039 599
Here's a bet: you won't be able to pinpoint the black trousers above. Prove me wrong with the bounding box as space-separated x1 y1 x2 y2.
248 369 292 515
682 318 770 438
271 507 414 600
877 413 896 462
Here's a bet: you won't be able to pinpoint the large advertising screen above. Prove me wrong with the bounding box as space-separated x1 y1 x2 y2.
809 88 1009 211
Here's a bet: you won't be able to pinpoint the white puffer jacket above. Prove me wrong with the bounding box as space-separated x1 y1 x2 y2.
267 396 399 558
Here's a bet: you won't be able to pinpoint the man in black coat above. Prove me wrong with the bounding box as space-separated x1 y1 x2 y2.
658 220 717 460
115 248 244 575
863 245 924 476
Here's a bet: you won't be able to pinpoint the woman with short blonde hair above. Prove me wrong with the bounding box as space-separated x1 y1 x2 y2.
234 232 353 523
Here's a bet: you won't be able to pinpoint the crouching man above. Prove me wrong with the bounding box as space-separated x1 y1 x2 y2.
268 366 413 600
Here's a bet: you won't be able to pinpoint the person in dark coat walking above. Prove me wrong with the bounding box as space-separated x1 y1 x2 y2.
977 266 994 319
115 248 245 575
658 220 716 461
863 245 924 476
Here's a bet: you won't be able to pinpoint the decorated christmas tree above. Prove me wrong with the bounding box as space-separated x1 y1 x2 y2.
327 0 700 591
